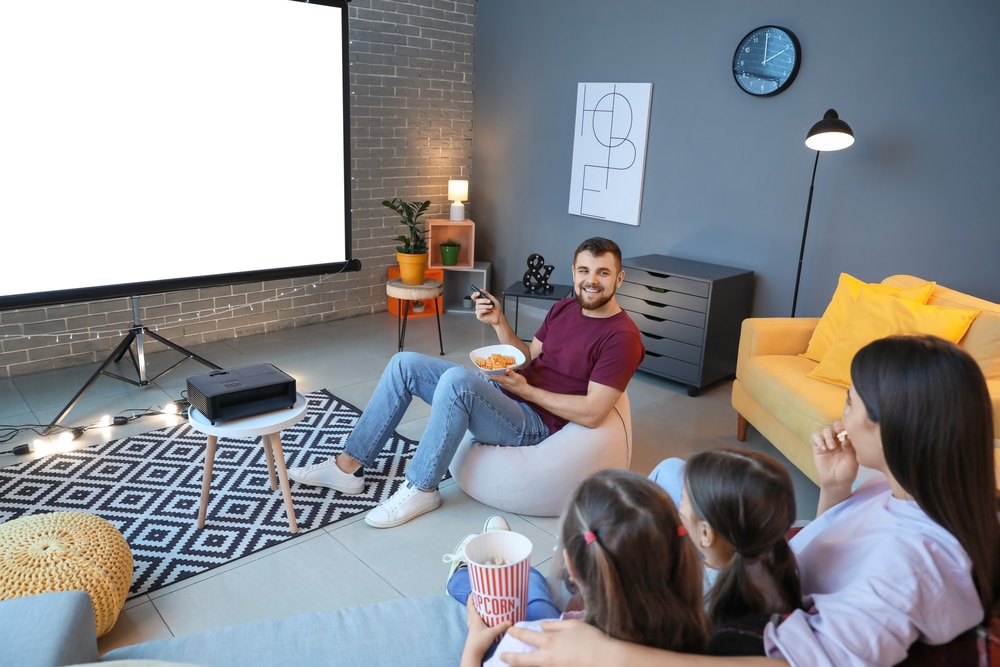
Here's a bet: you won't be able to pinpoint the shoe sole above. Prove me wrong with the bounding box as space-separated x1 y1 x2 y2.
287 469 364 495
288 478 364 494
365 495 442 529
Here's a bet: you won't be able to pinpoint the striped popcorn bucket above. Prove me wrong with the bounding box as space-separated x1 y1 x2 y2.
465 530 533 627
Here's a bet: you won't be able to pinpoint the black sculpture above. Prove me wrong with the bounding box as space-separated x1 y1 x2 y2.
522 253 555 292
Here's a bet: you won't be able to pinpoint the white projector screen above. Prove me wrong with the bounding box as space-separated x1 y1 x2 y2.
0 0 356 310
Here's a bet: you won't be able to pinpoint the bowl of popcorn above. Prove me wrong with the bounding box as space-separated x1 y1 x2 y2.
469 344 526 377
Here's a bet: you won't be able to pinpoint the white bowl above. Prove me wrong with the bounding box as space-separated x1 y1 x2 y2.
469 344 527 376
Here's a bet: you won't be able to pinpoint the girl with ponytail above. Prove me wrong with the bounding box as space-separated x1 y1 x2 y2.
679 449 802 627
462 469 712 666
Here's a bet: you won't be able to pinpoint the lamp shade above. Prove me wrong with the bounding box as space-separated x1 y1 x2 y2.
448 179 469 202
805 109 855 152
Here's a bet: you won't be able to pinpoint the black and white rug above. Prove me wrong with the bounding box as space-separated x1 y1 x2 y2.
0 389 419 597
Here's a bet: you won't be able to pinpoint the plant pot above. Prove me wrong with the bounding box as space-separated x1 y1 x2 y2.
396 251 428 285
462 295 474 309
439 244 461 266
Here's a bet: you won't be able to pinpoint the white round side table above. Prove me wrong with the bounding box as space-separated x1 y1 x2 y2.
188 392 309 533
386 277 445 355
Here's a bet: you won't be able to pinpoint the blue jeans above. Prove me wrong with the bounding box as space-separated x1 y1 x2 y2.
343 352 551 491
447 566 561 622
648 457 686 506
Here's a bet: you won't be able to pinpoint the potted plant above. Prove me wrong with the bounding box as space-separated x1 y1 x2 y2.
384 198 431 285
439 238 461 266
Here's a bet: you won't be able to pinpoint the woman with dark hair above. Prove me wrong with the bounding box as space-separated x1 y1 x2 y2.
501 335 1000 667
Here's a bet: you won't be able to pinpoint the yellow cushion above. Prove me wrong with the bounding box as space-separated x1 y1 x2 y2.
808 289 981 387
0 511 133 637
801 273 936 362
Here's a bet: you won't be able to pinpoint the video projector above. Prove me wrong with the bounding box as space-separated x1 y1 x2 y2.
186 363 297 424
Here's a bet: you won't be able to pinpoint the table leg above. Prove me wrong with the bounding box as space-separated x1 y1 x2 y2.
267 432 299 533
197 435 218 529
398 300 410 351
261 435 277 491
434 296 444 355
513 295 520 340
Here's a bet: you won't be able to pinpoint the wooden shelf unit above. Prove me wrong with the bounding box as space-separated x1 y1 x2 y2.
427 219 475 269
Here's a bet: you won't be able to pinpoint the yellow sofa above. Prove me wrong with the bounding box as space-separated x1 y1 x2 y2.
732 275 1000 485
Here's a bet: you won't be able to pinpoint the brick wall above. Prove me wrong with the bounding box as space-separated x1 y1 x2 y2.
0 0 475 379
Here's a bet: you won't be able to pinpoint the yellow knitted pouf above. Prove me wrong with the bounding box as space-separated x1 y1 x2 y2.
0 511 133 636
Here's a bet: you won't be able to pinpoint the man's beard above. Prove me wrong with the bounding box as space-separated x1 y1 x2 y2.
575 286 614 311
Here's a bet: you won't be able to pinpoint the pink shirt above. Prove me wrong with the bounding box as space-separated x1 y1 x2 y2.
764 475 982 667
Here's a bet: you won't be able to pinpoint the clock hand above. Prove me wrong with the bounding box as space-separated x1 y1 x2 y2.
762 47 787 65
762 32 769 65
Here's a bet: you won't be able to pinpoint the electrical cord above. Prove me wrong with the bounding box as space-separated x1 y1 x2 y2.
0 395 191 455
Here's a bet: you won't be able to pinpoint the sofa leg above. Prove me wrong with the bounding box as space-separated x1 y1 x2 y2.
737 414 749 442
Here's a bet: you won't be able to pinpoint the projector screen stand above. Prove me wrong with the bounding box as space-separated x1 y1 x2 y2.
43 296 222 434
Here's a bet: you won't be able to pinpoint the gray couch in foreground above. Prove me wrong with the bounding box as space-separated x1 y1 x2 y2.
1 590 469 667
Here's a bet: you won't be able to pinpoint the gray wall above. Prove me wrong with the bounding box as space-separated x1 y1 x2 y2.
472 0 1000 316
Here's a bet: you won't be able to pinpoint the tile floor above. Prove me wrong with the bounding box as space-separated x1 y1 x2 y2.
0 306 819 654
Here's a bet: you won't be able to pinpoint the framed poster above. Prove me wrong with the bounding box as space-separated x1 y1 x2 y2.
568 82 652 226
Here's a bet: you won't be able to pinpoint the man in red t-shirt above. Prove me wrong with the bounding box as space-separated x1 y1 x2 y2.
289 237 645 528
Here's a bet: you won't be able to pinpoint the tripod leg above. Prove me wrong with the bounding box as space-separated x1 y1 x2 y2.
42 330 138 434
142 329 221 372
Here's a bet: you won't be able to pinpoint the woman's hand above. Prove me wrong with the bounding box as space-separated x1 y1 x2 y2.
813 420 858 514
500 619 613 667
461 596 511 667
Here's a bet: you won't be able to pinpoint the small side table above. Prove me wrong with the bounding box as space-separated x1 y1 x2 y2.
501 281 573 340
387 277 445 355
190 393 309 533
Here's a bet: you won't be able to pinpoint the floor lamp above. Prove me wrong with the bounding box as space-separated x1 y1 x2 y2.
791 109 855 317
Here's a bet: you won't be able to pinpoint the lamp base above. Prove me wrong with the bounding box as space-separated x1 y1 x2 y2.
450 201 465 222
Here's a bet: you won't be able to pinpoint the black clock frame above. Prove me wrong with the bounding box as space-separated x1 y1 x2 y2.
732 25 801 97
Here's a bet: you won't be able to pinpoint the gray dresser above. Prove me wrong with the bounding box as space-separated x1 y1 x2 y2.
619 255 754 395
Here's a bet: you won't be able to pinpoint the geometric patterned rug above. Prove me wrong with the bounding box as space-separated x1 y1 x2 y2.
0 389 421 597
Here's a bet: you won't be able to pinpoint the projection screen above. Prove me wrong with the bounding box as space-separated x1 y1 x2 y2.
0 0 356 311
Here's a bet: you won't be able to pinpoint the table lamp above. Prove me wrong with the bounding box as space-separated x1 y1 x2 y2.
448 179 468 221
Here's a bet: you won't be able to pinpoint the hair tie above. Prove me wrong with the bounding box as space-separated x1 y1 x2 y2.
677 525 688 537
584 530 597 545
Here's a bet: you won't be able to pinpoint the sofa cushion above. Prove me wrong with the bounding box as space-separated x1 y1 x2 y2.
802 273 936 363
0 590 100 667
808 289 981 387
884 275 1000 381
103 594 468 667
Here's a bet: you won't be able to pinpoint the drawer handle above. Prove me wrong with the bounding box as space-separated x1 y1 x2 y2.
641 331 665 341
644 286 668 294
640 313 666 323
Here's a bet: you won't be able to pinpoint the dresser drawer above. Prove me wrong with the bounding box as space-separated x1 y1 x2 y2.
617 281 708 313
640 352 700 385
630 311 704 347
618 294 706 328
638 331 702 365
621 267 710 298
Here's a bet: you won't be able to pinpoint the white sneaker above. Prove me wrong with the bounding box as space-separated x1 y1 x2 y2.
483 515 510 533
442 533 477 589
365 482 441 528
441 515 511 590
286 459 364 494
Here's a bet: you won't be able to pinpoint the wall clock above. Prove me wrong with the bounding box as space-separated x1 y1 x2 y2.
732 26 801 97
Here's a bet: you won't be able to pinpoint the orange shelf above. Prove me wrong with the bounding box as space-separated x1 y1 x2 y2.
387 266 443 319
427 219 475 269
